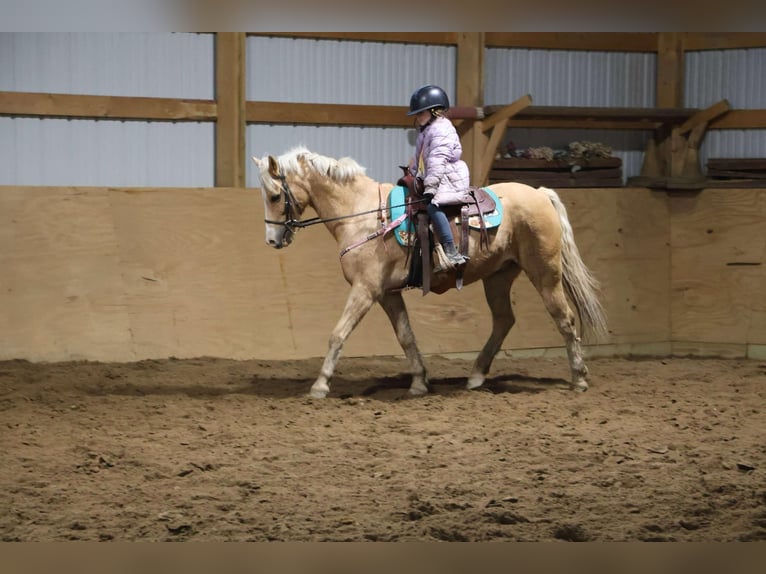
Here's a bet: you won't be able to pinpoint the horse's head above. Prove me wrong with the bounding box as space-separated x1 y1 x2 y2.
252 153 307 249
253 146 367 248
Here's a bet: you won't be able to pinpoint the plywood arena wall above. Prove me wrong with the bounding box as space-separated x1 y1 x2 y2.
0 186 764 363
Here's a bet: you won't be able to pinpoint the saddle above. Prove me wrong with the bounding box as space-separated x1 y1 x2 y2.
397 167 496 294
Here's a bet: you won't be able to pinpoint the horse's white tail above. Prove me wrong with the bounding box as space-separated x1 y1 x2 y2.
542 187 608 342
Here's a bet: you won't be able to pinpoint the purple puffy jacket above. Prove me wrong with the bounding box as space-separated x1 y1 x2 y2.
409 116 470 206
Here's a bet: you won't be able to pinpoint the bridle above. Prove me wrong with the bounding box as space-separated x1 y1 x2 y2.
263 167 428 235
263 169 317 233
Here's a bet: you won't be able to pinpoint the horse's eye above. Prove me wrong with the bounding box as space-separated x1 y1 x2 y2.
269 193 281 203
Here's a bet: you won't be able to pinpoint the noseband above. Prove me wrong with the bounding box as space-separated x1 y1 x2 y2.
263 170 306 232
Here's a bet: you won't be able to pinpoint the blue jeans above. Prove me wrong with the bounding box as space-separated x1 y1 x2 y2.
426 202 455 247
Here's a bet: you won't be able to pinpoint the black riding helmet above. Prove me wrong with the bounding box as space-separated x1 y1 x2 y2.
407 85 450 116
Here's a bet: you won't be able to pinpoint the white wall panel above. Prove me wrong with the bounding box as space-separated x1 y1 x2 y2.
246 36 456 187
0 118 214 187
0 33 215 186
247 124 416 187
247 36 456 105
700 130 766 168
685 48 766 109
485 48 656 107
0 32 214 99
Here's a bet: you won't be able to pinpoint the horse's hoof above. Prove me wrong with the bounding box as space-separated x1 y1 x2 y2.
309 389 328 399
466 376 485 390
572 381 589 392
408 384 429 396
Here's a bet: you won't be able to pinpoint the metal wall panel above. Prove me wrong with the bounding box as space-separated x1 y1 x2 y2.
246 36 456 186
685 48 766 109
485 48 657 182
247 124 418 187
485 48 656 107
0 33 214 186
686 48 766 164
5 34 763 188
0 117 214 187
246 36 456 105
0 32 214 98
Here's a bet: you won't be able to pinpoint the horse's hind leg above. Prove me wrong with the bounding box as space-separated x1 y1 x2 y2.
467 265 522 390
529 268 589 392
379 292 429 395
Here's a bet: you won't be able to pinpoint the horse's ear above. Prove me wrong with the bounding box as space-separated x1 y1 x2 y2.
267 156 280 178
251 156 266 171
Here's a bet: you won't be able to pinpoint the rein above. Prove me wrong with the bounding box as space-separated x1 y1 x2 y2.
264 169 427 249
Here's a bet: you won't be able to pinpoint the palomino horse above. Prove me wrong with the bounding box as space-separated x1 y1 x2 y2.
252 146 607 399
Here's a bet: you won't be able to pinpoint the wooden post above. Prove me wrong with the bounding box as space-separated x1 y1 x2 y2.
215 33 246 188
635 100 730 188
456 32 485 186
656 33 684 108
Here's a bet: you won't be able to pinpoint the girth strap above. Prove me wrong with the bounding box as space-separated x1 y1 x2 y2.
417 213 431 295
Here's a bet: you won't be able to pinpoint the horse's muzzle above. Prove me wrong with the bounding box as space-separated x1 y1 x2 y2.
266 227 293 249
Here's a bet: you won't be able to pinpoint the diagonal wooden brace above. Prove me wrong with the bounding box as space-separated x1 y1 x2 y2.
475 94 533 186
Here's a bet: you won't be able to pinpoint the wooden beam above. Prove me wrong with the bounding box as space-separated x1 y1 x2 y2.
456 33 485 187
246 101 412 127
8 90 754 133
246 32 458 45
656 33 685 108
485 33 658 52
249 32 766 51
476 95 534 186
215 32 246 188
683 33 766 51
710 109 766 129
482 95 533 131
485 105 696 124
477 118 510 187
0 91 216 121
506 119 665 130
677 99 730 135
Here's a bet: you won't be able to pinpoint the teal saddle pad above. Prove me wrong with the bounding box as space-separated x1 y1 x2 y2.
387 186 503 247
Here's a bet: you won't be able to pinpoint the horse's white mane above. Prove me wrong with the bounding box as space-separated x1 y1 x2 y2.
276 146 366 183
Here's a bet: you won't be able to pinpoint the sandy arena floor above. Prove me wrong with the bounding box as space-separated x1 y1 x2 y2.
1 354 764 541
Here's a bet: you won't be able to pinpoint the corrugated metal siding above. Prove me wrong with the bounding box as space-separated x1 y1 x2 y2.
0 32 213 98
485 48 656 107
0 33 214 186
686 48 766 165
4 34 764 188
485 48 658 182
246 36 456 185
246 36 456 104
685 48 766 109
0 117 214 187
247 124 417 187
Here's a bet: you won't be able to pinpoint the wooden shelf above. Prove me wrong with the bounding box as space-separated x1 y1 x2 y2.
490 157 623 188
485 105 697 130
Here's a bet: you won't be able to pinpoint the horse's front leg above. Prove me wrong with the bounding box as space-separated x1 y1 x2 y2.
379 292 429 395
310 283 376 398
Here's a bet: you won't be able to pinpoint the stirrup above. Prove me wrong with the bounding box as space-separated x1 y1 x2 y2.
447 251 468 265
433 245 468 274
